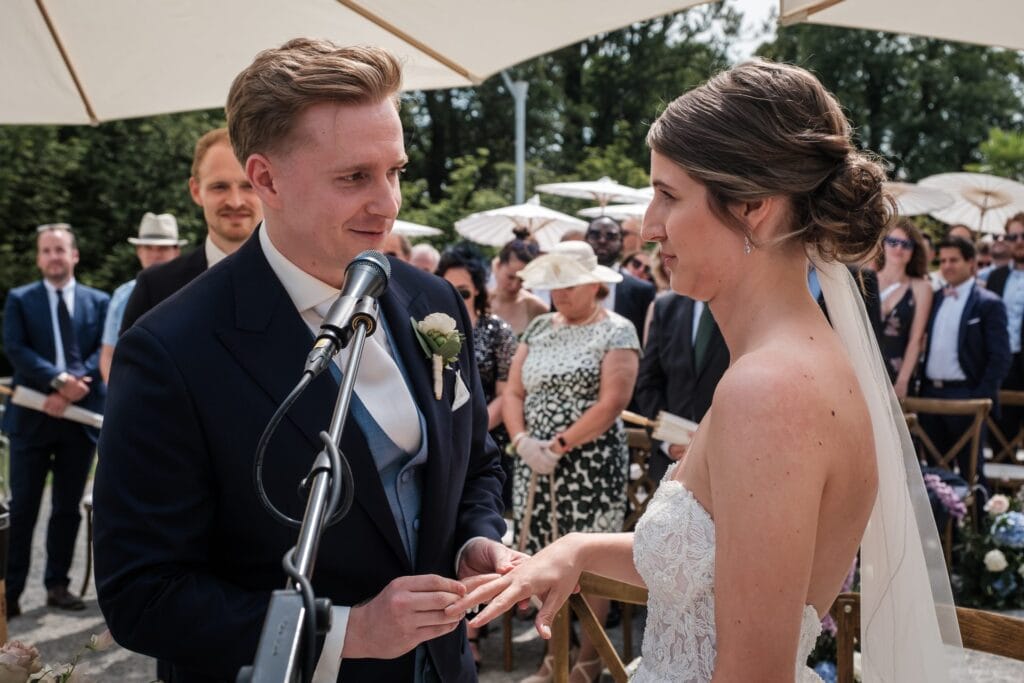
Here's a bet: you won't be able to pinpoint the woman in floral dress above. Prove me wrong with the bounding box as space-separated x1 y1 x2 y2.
503 241 639 683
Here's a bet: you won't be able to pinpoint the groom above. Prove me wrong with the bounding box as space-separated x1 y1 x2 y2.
94 40 513 682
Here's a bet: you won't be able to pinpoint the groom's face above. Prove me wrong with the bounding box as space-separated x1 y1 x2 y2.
256 99 407 288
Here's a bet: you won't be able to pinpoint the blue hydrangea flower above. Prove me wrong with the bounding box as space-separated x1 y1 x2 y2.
813 660 838 683
992 512 1024 549
991 573 1018 598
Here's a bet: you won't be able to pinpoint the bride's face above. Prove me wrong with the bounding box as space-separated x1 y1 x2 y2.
642 150 744 300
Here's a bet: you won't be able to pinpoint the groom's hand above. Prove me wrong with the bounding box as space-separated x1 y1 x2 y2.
342 575 467 659
457 538 528 580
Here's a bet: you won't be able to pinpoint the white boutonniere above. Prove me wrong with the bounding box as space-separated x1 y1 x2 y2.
411 313 465 399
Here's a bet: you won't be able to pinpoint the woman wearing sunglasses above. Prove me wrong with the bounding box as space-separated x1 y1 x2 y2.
876 218 934 397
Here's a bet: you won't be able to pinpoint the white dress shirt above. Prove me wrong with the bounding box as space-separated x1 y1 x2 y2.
204 235 229 268
259 226 425 681
925 277 974 382
42 278 76 372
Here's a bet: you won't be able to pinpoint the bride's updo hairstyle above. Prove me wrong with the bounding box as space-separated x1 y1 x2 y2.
647 59 893 262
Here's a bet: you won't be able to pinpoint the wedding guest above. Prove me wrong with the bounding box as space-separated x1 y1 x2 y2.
489 234 548 336
409 243 440 273
621 250 653 284
120 128 262 333
920 236 1010 487
3 224 109 617
381 231 411 261
99 213 185 382
875 219 933 397
584 217 655 339
504 241 639 683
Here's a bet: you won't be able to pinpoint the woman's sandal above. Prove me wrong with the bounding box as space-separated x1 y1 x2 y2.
518 654 555 683
569 656 603 683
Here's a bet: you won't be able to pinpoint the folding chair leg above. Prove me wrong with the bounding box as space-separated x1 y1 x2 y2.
79 500 93 599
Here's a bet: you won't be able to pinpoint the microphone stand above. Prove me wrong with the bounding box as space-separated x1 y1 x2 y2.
238 297 380 683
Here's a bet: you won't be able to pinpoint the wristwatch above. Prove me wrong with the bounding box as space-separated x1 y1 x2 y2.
50 372 70 391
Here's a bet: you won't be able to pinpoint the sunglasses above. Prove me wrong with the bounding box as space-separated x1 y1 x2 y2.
627 258 651 275
586 230 621 242
1005 234 1024 242
884 236 914 250
456 287 473 301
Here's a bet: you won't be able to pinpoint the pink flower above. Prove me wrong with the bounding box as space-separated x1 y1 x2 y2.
0 641 42 683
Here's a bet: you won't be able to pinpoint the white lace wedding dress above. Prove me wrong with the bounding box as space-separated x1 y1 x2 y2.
631 475 823 682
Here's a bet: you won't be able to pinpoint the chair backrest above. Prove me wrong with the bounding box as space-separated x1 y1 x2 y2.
901 397 992 486
985 390 1024 464
624 427 656 531
830 591 1024 683
549 572 649 683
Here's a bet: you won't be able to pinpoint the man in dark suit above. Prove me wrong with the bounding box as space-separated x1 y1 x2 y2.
94 40 513 683
118 127 262 333
2 224 109 617
920 236 1011 486
978 213 1024 445
584 217 656 338
810 265 883 340
636 293 729 482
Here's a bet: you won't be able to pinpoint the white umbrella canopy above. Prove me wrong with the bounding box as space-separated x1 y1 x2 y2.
455 195 587 251
4 0 713 125
578 203 651 221
919 172 1024 235
535 177 653 208
392 220 442 237
779 0 1024 51
884 181 954 217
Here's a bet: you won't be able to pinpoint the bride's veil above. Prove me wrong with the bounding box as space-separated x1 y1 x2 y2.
812 255 965 682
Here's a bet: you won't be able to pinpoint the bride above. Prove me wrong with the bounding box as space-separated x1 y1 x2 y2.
448 59 961 682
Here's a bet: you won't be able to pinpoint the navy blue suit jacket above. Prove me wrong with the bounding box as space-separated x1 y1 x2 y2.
613 271 656 339
924 283 1011 413
2 281 108 440
94 231 505 682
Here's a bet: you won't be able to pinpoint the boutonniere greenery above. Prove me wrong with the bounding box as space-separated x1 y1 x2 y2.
411 313 464 399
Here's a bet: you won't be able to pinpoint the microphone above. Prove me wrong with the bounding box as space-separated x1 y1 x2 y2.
304 250 391 377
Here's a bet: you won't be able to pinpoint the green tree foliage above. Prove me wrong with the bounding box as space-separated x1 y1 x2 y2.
757 26 1024 181
966 128 1024 181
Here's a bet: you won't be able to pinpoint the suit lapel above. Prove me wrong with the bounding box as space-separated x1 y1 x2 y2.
378 271 454 572
957 285 980 352
214 236 411 569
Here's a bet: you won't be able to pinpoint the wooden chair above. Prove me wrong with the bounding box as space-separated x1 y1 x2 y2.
984 390 1024 494
901 397 992 489
830 591 1024 683
549 572 649 683
902 397 990 565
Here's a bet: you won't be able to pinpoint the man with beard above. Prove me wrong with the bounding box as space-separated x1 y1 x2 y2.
119 127 263 332
3 224 109 617
584 216 655 339
980 213 1024 450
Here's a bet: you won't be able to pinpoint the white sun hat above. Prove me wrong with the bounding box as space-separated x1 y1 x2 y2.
128 212 187 246
517 241 622 291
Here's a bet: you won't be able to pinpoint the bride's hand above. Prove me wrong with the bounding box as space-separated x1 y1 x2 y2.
445 534 584 638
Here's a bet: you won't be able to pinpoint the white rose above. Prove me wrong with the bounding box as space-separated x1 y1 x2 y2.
985 549 1009 572
1019 564 1024 580
985 494 1011 516
418 313 457 336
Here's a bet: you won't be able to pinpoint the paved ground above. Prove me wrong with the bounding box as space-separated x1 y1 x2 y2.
7 484 1024 681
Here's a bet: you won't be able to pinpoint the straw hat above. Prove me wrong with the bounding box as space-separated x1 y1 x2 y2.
517 241 622 290
128 212 187 246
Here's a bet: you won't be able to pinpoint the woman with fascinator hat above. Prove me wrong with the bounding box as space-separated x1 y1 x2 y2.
503 240 640 682
450 59 963 682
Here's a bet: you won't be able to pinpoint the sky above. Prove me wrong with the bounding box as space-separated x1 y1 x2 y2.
726 0 778 59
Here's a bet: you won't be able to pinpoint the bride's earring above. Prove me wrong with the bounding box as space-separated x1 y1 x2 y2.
743 235 753 255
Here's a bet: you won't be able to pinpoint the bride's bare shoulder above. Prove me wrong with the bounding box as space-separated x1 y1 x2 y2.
707 343 867 474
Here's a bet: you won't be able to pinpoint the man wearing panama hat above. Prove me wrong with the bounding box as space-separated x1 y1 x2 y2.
99 212 186 382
